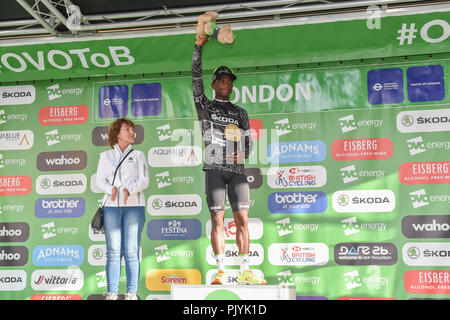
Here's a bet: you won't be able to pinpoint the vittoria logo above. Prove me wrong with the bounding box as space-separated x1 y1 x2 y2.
31 268 84 290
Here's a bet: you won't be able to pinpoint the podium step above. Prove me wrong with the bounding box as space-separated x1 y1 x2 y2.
170 284 296 300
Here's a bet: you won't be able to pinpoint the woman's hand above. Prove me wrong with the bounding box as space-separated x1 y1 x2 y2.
111 186 118 201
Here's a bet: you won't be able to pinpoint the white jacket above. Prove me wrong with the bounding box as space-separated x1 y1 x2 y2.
96 144 149 207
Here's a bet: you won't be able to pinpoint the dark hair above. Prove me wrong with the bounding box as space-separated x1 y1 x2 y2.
108 118 135 148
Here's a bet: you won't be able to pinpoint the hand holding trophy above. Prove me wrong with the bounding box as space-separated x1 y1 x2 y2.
196 11 234 44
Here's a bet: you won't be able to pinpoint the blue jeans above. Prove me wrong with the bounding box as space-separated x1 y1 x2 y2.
103 206 145 293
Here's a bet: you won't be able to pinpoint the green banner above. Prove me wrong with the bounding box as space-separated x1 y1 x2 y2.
1 49 450 299
1 10 450 82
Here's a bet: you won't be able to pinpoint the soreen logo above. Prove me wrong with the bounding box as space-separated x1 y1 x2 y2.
39 105 88 125
145 269 201 291
331 138 393 161
35 197 85 218
268 140 326 164
268 191 327 214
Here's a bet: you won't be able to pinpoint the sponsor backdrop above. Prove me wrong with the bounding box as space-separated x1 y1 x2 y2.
1 10 450 300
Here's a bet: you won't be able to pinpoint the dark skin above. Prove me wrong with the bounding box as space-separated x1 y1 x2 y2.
196 33 245 164
195 33 249 257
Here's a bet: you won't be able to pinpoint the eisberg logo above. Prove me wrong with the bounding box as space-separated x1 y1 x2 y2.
332 190 395 213
268 191 327 214
35 197 85 218
331 138 393 161
39 105 88 126
268 140 326 164
0 175 32 196
399 161 450 185
37 151 87 171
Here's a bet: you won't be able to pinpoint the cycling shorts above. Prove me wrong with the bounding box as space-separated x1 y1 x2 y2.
205 169 250 213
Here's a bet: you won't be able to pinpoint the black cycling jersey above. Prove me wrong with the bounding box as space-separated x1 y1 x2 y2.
192 44 253 175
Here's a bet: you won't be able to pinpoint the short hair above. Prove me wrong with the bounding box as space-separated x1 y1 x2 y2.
108 118 135 148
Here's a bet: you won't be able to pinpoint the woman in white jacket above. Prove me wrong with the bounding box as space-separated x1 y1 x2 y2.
96 118 149 300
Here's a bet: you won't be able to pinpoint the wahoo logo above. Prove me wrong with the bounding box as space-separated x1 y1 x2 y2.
410 189 429 208
339 115 357 133
407 136 426 155
37 151 87 171
402 215 450 238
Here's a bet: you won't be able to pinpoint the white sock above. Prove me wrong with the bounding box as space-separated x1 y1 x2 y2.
215 254 225 271
239 254 250 273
